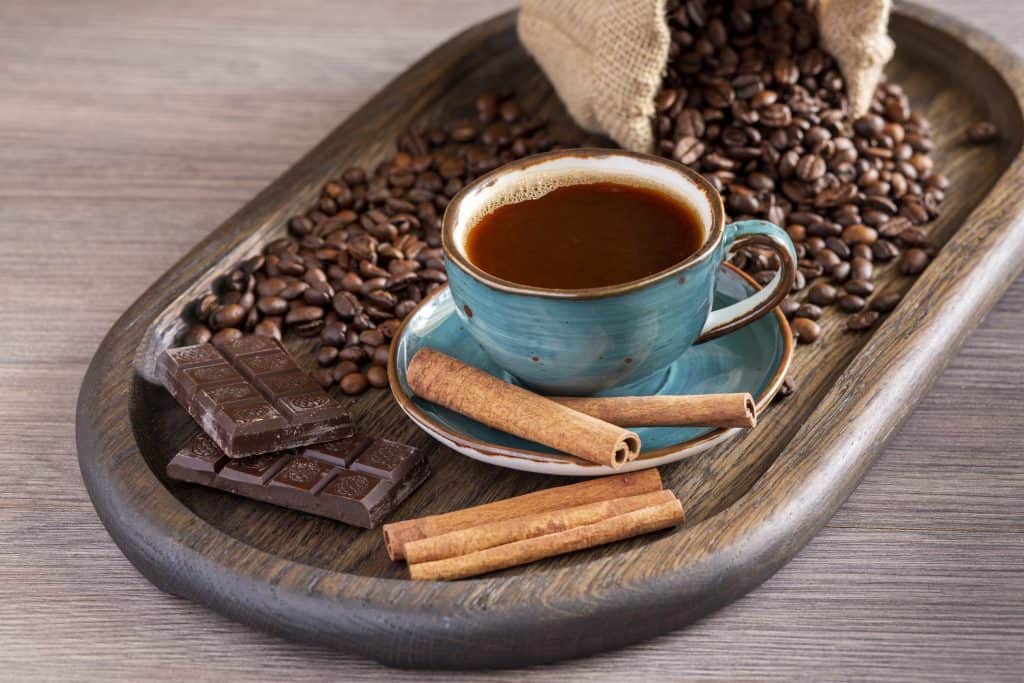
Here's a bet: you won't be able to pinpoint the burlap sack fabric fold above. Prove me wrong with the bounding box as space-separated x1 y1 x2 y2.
518 0 893 154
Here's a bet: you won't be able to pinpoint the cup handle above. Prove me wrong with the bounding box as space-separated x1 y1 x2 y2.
695 220 797 344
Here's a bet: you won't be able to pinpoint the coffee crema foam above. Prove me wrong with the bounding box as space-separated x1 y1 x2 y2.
452 155 715 250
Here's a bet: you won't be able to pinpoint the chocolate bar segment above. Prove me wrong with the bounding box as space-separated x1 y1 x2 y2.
165 433 429 529
158 338 353 458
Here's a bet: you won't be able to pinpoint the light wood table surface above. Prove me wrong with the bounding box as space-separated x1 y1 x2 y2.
1 0 1021 679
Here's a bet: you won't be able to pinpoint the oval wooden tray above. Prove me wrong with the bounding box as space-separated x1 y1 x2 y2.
76 2 1024 669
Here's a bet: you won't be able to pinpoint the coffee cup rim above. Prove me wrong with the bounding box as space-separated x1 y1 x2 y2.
441 147 726 300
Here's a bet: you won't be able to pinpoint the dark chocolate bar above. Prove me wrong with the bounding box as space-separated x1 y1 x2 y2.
158 336 353 457
167 433 429 528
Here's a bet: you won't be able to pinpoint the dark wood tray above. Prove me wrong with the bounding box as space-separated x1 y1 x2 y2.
75 2 1024 669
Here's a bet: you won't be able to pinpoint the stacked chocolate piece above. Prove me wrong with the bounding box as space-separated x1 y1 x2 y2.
159 336 428 528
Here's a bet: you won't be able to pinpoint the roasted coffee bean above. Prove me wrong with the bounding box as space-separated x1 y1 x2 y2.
361 276 390 294
193 294 218 322
829 261 851 282
339 272 364 293
257 277 288 298
331 361 360 383
366 365 389 388
795 303 822 320
966 121 998 144
871 290 903 312
845 278 874 297
332 291 362 319
825 237 850 260
279 279 309 300
284 306 324 326
337 344 366 366
371 345 391 367
898 226 929 246
292 319 324 337
359 329 385 347
899 248 929 274
366 289 397 309
339 372 370 396
872 239 900 261
839 294 866 312
841 224 878 245
795 154 826 181
210 304 247 330
780 297 800 319
847 310 880 331
351 312 374 332
257 296 288 316
316 346 339 367
320 321 348 347
394 299 418 318
183 324 212 346
814 249 841 270
773 376 795 401
312 368 335 389
252 319 282 341
302 287 332 307
673 136 705 165
211 327 243 346
850 257 873 281
807 283 838 306
792 317 821 344
852 243 874 262
288 215 314 237
220 290 255 309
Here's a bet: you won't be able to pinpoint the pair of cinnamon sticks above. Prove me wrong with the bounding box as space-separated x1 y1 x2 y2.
384 469 681 580
407 348 756 468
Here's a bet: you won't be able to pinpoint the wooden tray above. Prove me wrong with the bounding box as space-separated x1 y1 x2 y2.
75 2 1024 669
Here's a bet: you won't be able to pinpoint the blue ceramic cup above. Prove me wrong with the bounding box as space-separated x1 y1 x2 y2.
442 149 796 395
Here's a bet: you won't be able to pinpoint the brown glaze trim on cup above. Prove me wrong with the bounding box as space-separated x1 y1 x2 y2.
386 265 794 469
441 148 727 300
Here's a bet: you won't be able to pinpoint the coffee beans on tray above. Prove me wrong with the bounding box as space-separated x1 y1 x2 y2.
655 0 947 344
180 93 563 395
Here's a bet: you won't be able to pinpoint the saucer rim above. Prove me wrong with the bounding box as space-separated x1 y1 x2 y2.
387 263 794 471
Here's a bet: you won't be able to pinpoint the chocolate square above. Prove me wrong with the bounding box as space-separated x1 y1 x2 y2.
306 435 373 467
216 335 279 359
254 370 321 397
194 381 261 413
166 433 228 485
274 390 341 424
321 470 390 505
217 451 292 486
351 438 421 482
269 456 336 494
234 350 295 379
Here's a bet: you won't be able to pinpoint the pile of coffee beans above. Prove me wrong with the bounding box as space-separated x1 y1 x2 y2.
180 93 561 394
655 0 948 343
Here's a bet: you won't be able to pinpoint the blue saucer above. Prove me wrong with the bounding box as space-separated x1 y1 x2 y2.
388 265 793 476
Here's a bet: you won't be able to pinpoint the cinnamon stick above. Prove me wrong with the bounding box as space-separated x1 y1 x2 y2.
383 469 662 560
407 497 685 581
403 489 677 564
406 348 640 469
550 393 756 428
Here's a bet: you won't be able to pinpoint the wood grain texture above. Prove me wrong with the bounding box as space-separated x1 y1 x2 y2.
2 0 1023 679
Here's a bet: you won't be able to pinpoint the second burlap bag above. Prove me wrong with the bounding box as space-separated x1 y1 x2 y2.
518 0 894 154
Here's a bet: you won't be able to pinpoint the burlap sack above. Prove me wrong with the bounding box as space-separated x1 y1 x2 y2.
518 0 894 154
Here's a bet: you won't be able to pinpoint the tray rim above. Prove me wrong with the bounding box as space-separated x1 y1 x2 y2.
75 1 1024 669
